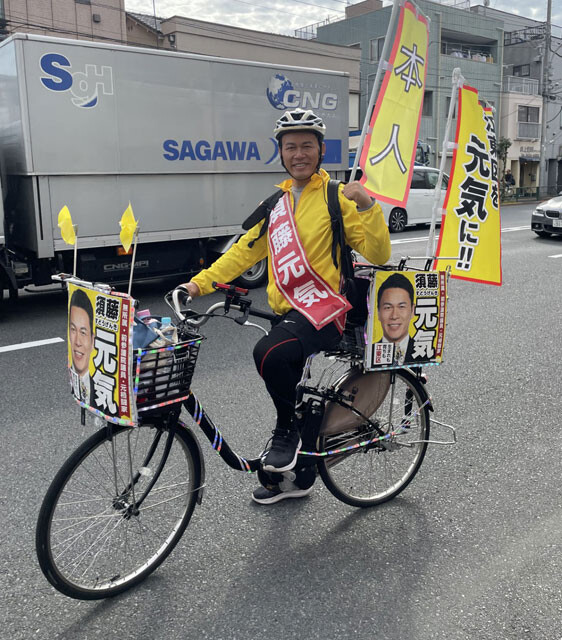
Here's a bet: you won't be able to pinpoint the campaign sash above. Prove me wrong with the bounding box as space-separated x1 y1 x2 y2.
268 192 352 330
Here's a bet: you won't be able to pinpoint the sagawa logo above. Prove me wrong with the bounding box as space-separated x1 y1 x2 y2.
39 53 114 108
266 73 338 111
163 139 279 165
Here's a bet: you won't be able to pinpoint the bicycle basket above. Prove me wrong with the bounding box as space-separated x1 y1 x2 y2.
134 331 203 412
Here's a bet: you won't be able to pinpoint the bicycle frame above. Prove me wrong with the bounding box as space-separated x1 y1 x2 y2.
168 281 456 477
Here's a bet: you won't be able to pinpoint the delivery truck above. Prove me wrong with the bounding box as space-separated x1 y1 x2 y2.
0 33 349 302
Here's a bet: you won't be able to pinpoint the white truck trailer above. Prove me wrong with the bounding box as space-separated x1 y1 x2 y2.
0 33 349 300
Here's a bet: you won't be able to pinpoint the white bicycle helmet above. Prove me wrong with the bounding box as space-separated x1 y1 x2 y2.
273 108 326 141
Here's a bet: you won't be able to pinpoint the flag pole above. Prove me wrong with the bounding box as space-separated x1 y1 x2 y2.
72 225 78 277
127 227 139 297
349 0 404 183
426 67 464 258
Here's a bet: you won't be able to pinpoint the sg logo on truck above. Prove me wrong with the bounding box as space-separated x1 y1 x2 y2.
39 53 114 108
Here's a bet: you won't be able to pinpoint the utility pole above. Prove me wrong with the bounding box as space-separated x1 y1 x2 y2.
539 0 552 196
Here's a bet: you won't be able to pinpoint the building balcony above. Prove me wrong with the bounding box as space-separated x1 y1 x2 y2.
440 40 495 63
503 75 539 95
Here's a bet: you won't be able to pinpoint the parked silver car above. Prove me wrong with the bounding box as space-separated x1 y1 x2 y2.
531 195 562 237
378 167 449 233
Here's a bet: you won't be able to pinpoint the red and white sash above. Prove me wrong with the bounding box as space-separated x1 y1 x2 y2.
268 192 351 331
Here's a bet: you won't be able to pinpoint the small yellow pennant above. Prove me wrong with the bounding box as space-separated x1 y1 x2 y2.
119 202 138 252
57 206 76 246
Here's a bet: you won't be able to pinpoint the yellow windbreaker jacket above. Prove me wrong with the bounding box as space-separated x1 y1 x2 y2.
192 169 391 316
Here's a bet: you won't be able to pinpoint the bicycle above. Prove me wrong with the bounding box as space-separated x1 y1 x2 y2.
36 266 456 600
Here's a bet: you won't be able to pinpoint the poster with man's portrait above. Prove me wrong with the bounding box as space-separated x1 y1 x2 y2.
365 270 447 370
67 282 136 425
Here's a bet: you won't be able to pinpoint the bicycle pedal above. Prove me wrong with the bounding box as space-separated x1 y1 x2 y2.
281 470 296 482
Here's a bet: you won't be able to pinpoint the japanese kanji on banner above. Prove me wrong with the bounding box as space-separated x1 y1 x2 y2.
365 270 447 370
67 282 136 425
434 86 502 285
359 0 429 206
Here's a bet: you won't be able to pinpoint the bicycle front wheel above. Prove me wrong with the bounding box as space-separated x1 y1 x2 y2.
36 422 202 600
318 369 430 508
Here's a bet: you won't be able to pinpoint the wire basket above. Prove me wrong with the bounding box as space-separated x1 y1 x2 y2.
134 331 203 413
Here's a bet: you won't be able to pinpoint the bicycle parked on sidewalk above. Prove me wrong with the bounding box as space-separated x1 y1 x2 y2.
36 264 456 600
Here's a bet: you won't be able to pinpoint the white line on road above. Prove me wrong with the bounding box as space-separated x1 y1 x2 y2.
501 225 530 233
391 225 529 245
0 337 64 354
549 254 562 259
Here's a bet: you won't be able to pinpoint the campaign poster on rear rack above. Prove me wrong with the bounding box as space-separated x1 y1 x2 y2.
365 271 447 370
67 282 137 426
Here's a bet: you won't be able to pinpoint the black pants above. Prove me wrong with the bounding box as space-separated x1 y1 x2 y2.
252 310 341 429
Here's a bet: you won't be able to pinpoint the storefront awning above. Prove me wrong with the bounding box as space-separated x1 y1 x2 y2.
519 156 539 162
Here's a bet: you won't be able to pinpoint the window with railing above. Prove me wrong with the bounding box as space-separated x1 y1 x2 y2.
517 105 540 139
513 64 530 77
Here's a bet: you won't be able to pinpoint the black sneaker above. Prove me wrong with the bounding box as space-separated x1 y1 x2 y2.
261 428 301 473
252 482 313 505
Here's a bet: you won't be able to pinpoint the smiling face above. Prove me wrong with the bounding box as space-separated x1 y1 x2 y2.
69 305 93 376
377 287 414 344
279 131 325 187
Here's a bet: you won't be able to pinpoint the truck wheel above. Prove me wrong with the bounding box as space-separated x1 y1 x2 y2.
235 258 267 288
388 208 407 233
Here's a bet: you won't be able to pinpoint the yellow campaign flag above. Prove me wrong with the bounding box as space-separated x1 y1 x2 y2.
434 86 502 285
58 205 76 246
359 1 429 206
119 202 138 253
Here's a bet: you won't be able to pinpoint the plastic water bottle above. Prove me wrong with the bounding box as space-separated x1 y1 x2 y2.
159 317 177 343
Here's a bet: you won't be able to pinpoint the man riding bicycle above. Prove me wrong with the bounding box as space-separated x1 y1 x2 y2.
181 108 391 504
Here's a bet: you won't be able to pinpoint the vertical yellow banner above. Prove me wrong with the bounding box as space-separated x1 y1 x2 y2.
359 1 429 206
435 86 502 285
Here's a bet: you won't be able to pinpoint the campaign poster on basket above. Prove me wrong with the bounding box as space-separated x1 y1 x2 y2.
67 282 136 426
365 270 447 369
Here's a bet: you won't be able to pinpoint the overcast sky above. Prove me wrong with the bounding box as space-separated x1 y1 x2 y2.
124 0 561 37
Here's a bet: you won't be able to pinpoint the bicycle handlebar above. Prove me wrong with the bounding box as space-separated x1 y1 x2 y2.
165 282 276 332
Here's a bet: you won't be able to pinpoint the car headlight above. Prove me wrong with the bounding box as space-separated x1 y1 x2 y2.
533 208 544 217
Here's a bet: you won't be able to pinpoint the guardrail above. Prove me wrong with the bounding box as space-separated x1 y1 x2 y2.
500 186 561 204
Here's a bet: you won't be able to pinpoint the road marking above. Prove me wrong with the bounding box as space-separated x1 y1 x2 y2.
391 225 529 245
549 254 562 259
391 235 428 245
0 337 64 354
501 225 530 233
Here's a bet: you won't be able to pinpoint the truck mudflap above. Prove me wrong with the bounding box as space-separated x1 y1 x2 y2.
0 247 18 296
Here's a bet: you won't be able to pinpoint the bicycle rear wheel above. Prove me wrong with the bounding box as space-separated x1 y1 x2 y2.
36 421 202 600
318 369 430 508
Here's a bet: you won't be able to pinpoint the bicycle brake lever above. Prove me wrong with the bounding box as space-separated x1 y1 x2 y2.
234 308 250 325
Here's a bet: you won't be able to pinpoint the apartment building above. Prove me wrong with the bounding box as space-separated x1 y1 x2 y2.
313 0 504 172
0 0 127 44
472 5 562 193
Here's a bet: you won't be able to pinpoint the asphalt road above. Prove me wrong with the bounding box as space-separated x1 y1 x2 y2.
1 203 561 640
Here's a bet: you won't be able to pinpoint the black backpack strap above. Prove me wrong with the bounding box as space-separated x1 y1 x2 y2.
327 179 354 282
242 189 284 248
